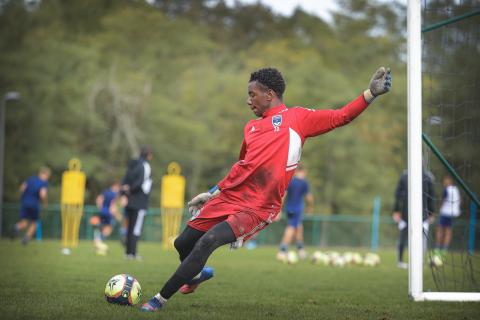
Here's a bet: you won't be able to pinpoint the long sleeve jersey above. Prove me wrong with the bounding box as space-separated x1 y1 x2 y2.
217 94 369 221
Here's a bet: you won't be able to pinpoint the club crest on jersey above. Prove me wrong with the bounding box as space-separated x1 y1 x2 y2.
272 115 282 132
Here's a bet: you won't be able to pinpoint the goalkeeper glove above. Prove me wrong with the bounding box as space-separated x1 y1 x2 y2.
363 67 392 103
187 185 220 217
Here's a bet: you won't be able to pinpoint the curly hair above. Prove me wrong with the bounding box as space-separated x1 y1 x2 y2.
249 67 286 99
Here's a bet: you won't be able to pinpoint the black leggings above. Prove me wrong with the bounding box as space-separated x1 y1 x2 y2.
174 226 205 261
160 222 236 299
398 227 408 262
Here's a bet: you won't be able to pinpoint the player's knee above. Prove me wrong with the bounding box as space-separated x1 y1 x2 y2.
196 233 217 252
186 234 217 265
174 235 189 253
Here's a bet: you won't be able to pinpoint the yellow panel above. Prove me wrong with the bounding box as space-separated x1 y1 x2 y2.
161 175 185 208
161 162 185 209
61 171 86 205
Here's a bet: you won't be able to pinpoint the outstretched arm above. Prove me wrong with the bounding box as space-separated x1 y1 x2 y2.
297 67 392 138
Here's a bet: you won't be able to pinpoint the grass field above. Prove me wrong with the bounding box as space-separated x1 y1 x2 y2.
1 239 478 320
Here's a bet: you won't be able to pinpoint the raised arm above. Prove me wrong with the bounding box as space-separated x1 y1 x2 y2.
297 67 392 138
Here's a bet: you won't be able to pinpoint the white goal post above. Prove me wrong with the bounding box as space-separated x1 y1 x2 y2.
407 0 480 302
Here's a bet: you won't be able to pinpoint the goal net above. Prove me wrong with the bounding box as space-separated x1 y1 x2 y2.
408 0 480 301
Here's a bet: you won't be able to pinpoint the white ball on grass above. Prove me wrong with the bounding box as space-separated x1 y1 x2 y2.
287 251 299 265
351 252 363 265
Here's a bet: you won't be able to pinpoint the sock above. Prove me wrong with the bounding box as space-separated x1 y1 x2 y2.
154 293 167 304
279 244 288 252
191 271 202 281
296 241 304 250
160 274 189 299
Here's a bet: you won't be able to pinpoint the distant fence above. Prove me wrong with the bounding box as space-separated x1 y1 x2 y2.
2 203 478 250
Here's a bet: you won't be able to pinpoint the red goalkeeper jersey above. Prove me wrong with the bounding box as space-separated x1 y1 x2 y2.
217 94 369 221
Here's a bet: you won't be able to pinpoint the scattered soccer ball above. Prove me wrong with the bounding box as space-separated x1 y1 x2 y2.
351 252 363 265
105 274 142 306
310 250 381 268
311 251 323 264
332 255 346 267
431 254 444 267
95 242 109 256
342 252 354 265
363 253 381 267
298 249 308 260
287 251 299 264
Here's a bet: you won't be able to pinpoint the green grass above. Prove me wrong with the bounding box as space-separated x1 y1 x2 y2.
0 239 478 320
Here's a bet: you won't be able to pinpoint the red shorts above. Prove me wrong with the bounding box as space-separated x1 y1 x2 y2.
187 196 270 244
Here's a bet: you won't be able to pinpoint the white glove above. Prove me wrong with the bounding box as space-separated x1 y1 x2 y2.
188 192 211 217
187 186 221 217
363 67 392 103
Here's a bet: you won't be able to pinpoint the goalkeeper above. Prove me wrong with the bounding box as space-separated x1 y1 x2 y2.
142 66 392 312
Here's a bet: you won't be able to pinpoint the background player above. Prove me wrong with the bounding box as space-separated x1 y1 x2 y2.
392 169 436 269
11 167 50 245
141 66 392 312
121 146 153 260
91 181 121 255
277 164 313 261
434 175 461 258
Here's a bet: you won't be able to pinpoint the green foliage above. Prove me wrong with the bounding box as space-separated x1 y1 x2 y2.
1 0 410 215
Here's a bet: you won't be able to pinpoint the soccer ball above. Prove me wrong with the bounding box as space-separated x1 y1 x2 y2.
332 255 346 267
311 251 323 264
342 252 354 265
287 251 299 264
363 253 381 267
311 251 329 265
351 252 363 265
431 254 444 267
326 251 340 265
105 274 142 306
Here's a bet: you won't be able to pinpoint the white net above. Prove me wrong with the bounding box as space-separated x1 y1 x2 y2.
422 0 480 293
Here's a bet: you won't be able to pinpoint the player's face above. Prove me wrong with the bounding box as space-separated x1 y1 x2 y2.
247 81 272 117
40 172 50 180
443 176 452 187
